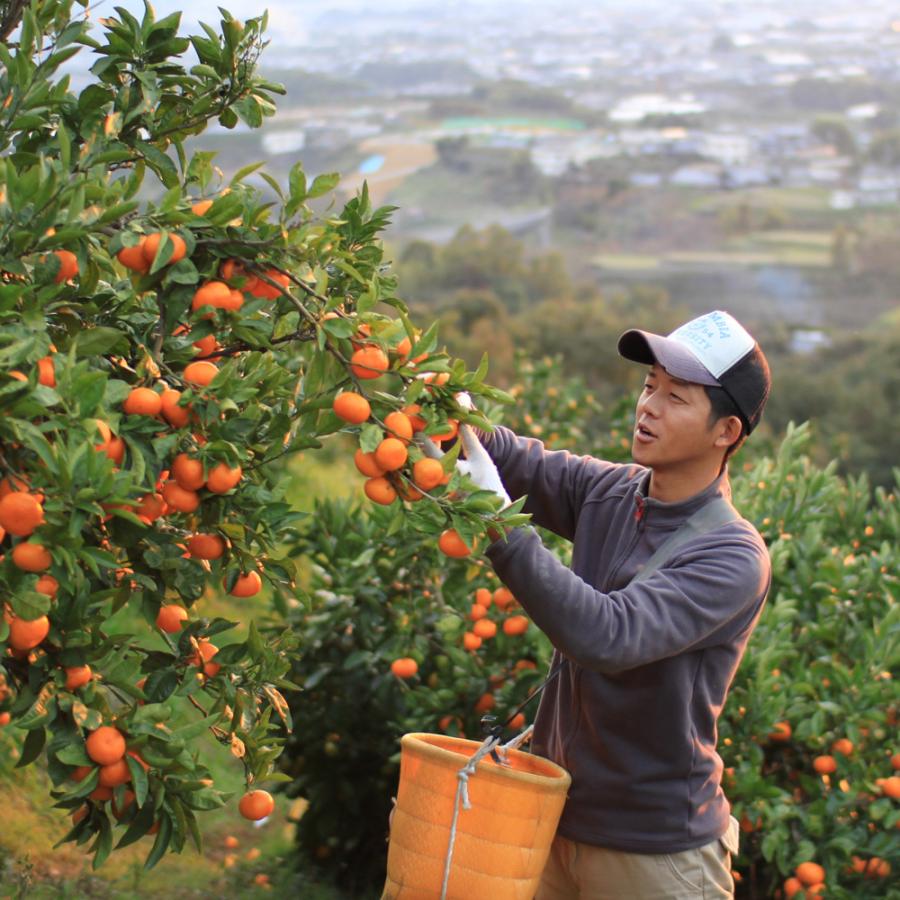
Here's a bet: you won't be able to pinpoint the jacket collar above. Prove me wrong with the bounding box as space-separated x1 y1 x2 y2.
633 466 732 526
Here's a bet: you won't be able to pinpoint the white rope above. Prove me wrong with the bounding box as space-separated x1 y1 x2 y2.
438 725 534 900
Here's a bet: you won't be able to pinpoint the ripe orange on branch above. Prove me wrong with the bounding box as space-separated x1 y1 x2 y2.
412 458 444 491
374 437 407 472
364 476 397 505
191 639 221 677
503 615 529 636
238 789 275 821
187 533 225 560
183 360 219 387
117 240 150 273
156 604 188 633
384 411 413 443
142 232 186 266
333 391 371 424
7 614 50 651
390 658 418 679
229 571 262 598
161 480 200 513
11 541 52 572
354 449 385 478
51 249 78 283
86 725 127 766
206 462 242 494
65 665 92 691
98 758 132 788
0 491 44 536
438 528 473 558
350 345 389 380
123 387 162 417
172 453 205 490
795 861 826 887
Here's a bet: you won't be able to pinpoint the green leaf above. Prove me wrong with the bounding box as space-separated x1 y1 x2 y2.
144 813 173 869
308 172 340 199
16 726 46 767
92 814 114 870
127 754 150 807
75 327 128 356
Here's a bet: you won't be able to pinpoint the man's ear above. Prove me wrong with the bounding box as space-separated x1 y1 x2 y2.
714 415 743 449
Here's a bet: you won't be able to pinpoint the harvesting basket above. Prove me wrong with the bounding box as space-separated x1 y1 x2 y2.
382 732 571 899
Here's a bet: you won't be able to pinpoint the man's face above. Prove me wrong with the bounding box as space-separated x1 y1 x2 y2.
632 363 722 471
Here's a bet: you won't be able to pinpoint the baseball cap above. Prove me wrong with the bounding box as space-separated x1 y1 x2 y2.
617 310 771 433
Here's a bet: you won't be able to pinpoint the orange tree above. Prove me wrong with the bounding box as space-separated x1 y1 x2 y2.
0 0 524 870
276 366 898 897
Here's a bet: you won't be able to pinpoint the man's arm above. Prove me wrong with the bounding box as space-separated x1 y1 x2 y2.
485 526 771 673
477 425 634 541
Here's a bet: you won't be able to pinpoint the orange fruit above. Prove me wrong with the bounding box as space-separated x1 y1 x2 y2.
463 632 482 651
105 436 125 465
831 738 853 756
364 476 397 505
514 659 537 672
183 360 219 386
503 615 529 636
117 241 150 273
238 789 275 821
390 657 418 679
156 604 188 633
37 356 55 387
412 458 444 491
401 404 427 432
469 603 488 621
394 335 412 360
70 765 93 782
374 437 407 472
350 345 389 380
123 387 162 417
160 389 191 427
768 721 792 742
795 861 826 886
473 618 497 639
430 418 459 443
142 232 186 266
398 481 423 502
172 453 205 490
229 571 262 598
0 491 44 536
354 449 385 478
161 480 200 513
65 665 92 691
333 391 371 424
866 857 890 878
224 835 240 849
192 333 220 357
783 877 803 898
474 588 492 608
8 615 50 650
880 776 900 799
187 533 225 560
35 574 59 597
892 752 900 770
72 805 89 825
192 199 214 216
249 269 289 300
438 528 473 558
86 725 126 765
136 492 167 522
206 462 242 494
492 587 516 609
192 281 233 314
384 411 413 443
474 693 495 714
508 712 526 730
52 249 78 283
98 758 132 788
191 639 221 677
127 749 150 772
813 755 837 775
11 541 52 572
0 712 12 726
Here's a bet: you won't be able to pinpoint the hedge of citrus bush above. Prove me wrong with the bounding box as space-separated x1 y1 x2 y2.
276 355 897 898
0 0 523 870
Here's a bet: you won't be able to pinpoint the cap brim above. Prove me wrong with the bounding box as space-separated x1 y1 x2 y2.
618 329 719 386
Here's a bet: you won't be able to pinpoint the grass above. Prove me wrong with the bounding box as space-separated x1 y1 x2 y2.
687 186 832 213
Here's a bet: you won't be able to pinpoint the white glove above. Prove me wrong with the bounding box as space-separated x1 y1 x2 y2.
418 425 510 507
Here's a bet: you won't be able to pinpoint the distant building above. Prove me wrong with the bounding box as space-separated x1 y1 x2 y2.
670 163 723 188
700 132 753 166
790 329 830 354
608 93 707 124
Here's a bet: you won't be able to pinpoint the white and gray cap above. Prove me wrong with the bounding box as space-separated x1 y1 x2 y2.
618 310 771 433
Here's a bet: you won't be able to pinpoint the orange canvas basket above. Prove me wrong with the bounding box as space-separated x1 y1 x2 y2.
382 732 571 899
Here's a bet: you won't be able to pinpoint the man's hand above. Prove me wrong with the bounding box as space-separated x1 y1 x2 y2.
418 425 510 507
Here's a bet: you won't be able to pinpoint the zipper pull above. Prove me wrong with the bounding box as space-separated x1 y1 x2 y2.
634 496 645 522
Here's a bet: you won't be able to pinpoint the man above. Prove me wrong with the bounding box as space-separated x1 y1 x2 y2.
447 310 772 899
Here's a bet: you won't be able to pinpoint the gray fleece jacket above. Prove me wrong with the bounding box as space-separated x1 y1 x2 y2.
480 425 771 854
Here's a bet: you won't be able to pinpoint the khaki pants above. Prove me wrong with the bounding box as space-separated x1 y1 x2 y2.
535 816 740 900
